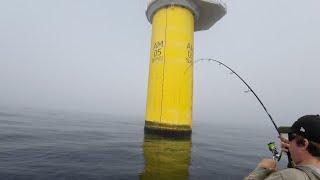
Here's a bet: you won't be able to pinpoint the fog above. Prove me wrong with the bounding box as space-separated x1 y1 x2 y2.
0 0 319 126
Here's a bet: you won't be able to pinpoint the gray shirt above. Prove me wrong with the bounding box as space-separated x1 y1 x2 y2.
244 165 320 180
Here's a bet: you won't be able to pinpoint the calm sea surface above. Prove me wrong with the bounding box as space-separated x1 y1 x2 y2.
0 108 287 180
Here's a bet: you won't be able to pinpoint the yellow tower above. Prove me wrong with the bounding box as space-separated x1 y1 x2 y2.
145 0 226 136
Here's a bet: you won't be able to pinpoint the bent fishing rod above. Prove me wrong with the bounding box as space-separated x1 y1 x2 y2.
188 58 293 167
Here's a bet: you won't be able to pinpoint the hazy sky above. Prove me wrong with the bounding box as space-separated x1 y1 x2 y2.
0 0 319 126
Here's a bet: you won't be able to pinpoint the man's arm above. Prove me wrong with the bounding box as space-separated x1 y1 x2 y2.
244 159 278 180
244 166 274 180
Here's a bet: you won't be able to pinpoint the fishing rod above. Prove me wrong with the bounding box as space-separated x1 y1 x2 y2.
188 58 293 167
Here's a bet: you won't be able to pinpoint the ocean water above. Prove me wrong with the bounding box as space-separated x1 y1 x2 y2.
0 108 287 180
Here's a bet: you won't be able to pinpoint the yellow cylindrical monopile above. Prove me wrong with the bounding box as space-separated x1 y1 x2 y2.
145 5 194 135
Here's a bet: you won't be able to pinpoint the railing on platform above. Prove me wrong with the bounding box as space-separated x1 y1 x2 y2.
146 0 226 8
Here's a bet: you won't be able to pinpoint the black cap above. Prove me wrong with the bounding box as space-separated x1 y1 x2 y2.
278 115 320 143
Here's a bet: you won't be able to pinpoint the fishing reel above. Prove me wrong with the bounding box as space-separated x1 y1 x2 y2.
268 142 281 161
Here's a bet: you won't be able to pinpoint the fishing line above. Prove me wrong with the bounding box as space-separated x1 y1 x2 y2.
187 58 294 166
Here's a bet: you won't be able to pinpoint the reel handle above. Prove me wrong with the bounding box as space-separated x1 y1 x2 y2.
268 142 281 161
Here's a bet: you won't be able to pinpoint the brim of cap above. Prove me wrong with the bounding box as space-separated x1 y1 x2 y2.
278 126 293 133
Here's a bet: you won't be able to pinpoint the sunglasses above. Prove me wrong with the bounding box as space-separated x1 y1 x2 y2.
288 133 297 141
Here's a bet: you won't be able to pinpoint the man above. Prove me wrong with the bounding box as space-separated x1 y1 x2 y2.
244 115 320 180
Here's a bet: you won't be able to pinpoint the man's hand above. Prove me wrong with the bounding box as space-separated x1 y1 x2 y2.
257 158 277 171
279 135 290 153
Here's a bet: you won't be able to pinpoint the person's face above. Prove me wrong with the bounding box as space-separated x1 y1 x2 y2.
288 133 306 165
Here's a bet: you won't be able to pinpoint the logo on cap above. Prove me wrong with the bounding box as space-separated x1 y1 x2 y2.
300 127 306 133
